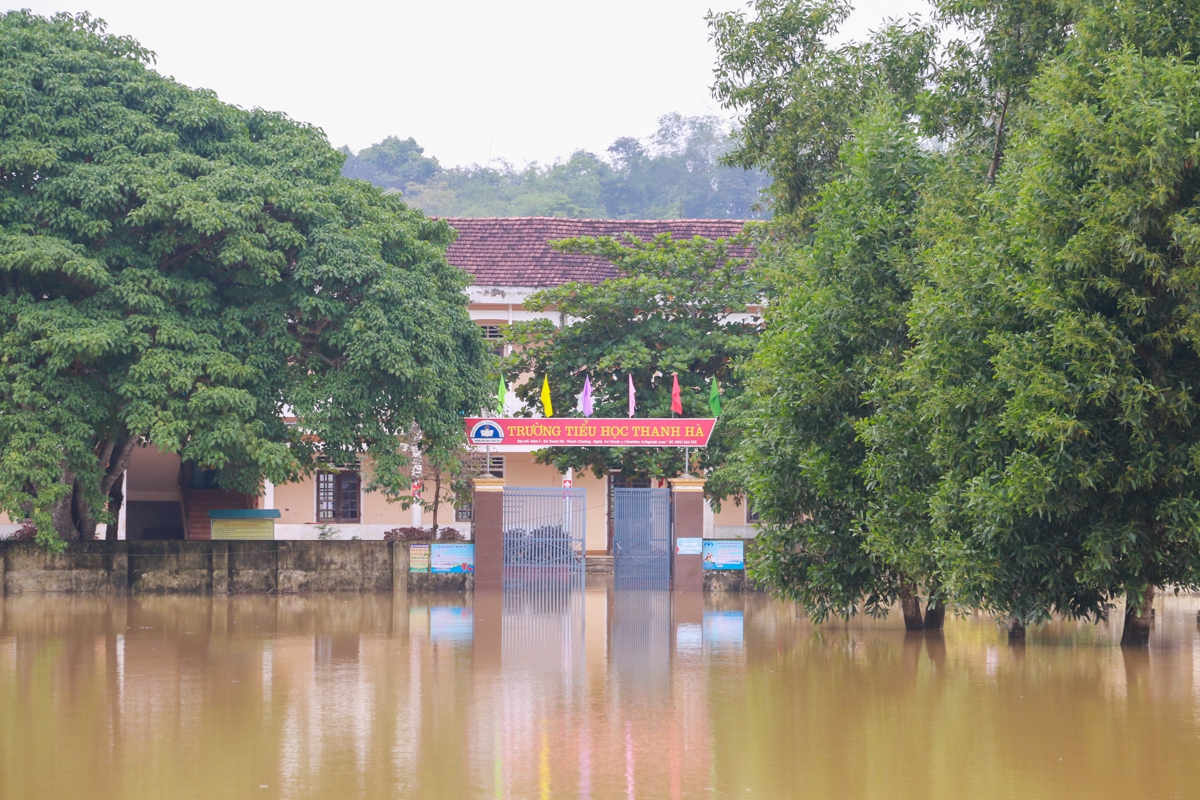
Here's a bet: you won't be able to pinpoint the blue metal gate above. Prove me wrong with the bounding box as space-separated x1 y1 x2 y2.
502 487 586 588
613 488 671 589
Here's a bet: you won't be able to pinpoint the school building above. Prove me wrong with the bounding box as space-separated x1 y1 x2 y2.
13 218 763 552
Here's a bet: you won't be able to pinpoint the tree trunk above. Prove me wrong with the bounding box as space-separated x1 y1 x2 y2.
899 583 924 631
1121 585 1155 648
986 88 1011 184
1007 617 1025 644
51 467 81 541
924 596 946 631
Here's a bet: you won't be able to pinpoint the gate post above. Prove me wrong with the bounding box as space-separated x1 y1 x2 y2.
472 475 506 591
669 476 706 591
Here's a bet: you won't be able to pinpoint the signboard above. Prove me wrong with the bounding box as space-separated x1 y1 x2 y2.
409 543 430 573
431 543 474 574
702 540 744 570
676 537 703 556
465 418 716 448
211 518 274 540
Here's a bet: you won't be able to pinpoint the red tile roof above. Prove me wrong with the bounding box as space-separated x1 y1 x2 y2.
442 217 751 287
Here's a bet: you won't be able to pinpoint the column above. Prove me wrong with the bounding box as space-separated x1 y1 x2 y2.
471 475 506 591
669 476 706 592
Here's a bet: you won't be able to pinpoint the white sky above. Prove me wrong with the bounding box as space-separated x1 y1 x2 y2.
10 0 931 167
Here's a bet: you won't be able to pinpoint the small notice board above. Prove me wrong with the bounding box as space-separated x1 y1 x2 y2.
210 515 277 540
410 543 431 573
702 540 745 570
431 543 474 574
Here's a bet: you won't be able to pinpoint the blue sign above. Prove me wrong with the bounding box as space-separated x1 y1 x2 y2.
468 419 505 444
702 540 744 570
676 537 703 555
431 543 475 574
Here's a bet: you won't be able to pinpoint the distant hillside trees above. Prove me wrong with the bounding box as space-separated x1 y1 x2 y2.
340 114 771 219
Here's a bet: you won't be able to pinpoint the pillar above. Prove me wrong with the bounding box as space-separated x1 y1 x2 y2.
471 475 506 591
669 476 706 591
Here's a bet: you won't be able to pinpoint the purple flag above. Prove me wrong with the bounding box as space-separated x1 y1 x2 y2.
628 374 636 417
578 375 594 417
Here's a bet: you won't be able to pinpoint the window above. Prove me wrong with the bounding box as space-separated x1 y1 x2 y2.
486 455 505 479
479 324 506 356
746 501 760 524
455 504 473 522
317 470 360 523
614 476 651 489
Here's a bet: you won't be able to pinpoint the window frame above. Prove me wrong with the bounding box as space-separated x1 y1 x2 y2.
316 469 361 524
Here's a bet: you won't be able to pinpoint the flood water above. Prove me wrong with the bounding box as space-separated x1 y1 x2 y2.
3 586 1200 800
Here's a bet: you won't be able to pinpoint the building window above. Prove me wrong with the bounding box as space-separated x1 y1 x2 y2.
614 476 651 489
486 455 505 479
456 504 473 522
479 324 506 356
746 501 760 524
317 470 360 523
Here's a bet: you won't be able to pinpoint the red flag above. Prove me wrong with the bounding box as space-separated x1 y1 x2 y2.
671 373 683 415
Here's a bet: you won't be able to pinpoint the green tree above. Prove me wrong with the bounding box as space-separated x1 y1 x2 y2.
0 12 490 549
340 136 441 193
875 0 1200 645
731 101 936 627
503 233 762 481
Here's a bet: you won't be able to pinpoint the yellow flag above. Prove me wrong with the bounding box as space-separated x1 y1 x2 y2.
540 374 554 417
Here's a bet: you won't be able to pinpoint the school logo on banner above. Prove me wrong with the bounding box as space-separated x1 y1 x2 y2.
468 419 505 444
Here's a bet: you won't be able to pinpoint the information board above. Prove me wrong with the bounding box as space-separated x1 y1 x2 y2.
466 417 716 447
409 543 431 573
431 543 474 574
702 540 745 570
676 537 703 556
211 518 274 540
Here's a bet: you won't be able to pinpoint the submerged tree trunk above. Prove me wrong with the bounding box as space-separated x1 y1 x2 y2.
899 583 924 631
1007 617 1025 644
1121 585 1155 648
924 595 946 631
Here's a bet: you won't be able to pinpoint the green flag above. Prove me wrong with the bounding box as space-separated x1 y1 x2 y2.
709 376 721 416
497 373 507 413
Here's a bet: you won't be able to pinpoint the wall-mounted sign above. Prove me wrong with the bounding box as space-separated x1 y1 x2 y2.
410 543 431 573
431 543 474 574
465 418 716 448
676 537 703 556
702 540 745 570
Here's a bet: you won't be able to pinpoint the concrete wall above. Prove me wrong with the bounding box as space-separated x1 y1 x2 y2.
0 541 469 595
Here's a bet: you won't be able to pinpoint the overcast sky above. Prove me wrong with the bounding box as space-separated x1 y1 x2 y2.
10 0 932 167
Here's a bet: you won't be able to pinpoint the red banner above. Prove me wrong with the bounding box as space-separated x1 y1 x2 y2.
465 418 716 447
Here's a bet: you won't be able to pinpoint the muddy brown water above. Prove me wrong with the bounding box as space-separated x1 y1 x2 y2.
2 587 1199 800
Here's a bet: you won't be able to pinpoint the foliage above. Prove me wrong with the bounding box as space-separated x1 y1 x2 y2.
730 101 929 621
384 526 431 542
709 0 1075 212
342 114 771 220
504 233 763 480
0 12 491 549
314 523 340 541
884 1 1200 627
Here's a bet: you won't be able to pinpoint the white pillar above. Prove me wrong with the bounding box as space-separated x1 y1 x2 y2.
263 479 275 510
703 498 715 538
411 460 423 528
117 471 127 540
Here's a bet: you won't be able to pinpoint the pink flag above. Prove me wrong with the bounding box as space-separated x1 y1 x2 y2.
671 373 683 415
578 375 594 417
628 374 636 417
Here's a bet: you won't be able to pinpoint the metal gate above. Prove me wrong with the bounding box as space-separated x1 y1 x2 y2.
613 488 671 588
502 487 586 588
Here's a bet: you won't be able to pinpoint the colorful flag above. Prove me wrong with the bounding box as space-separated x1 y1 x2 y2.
496 373 507 414
709 376 721 416
671 374 683 415
577 375 594 417
540 374 554 417
628 374 636 418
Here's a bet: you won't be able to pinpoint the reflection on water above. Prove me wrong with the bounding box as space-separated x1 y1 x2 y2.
3 589 1200 799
